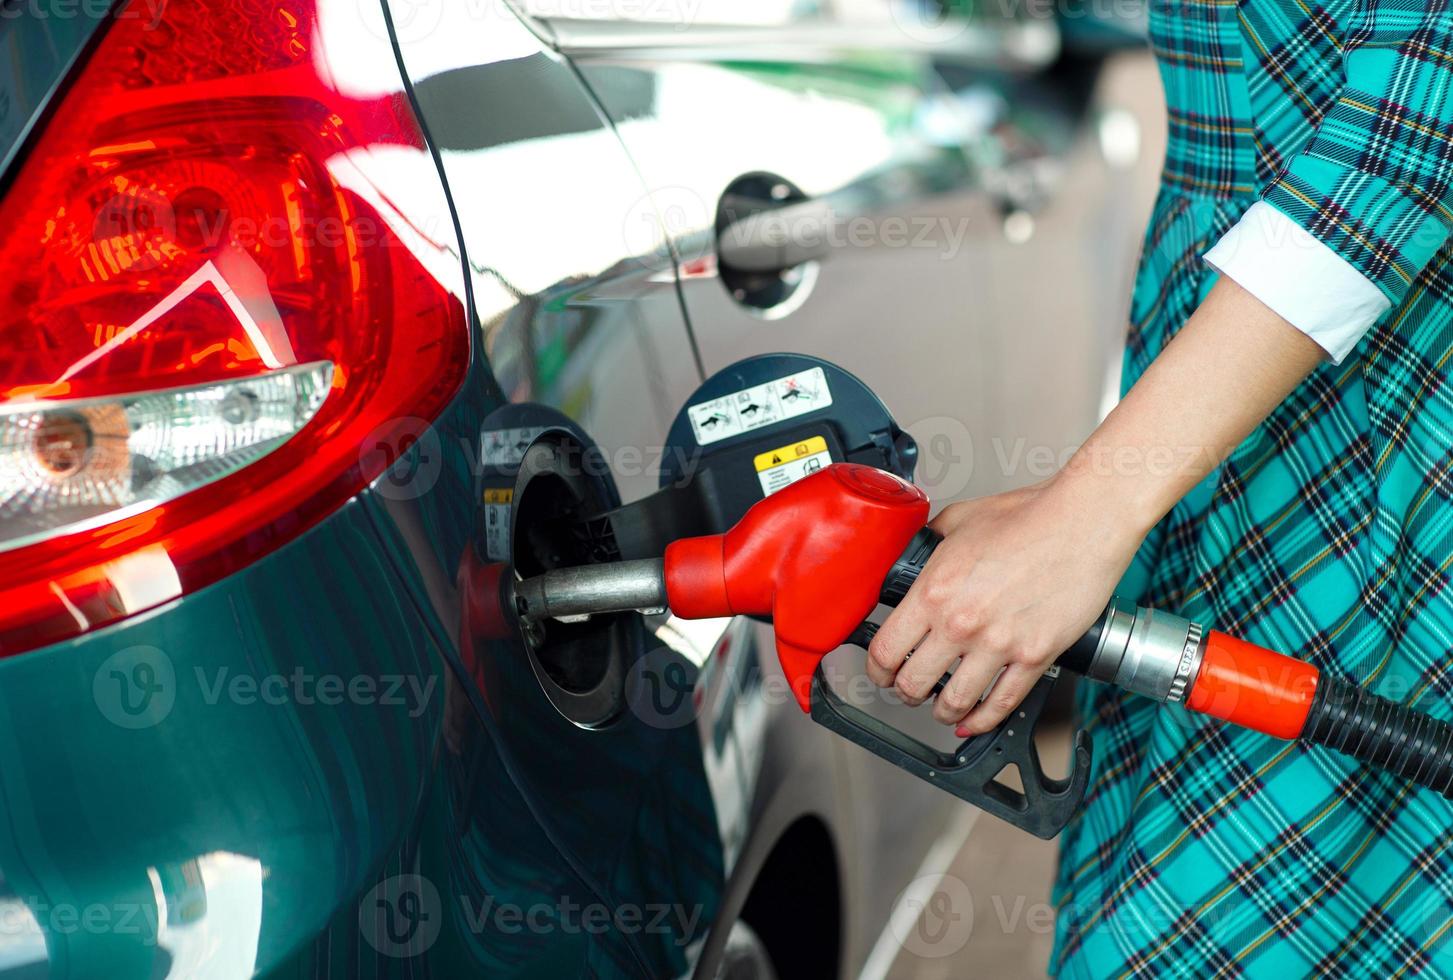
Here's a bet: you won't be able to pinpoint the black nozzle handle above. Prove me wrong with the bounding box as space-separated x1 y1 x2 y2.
877 528 1106 676
878 527 939 606
835 620 1090 839
850 526 1094 838
1302 676 1453 799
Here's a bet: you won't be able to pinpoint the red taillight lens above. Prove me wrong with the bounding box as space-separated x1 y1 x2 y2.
0 0 468 653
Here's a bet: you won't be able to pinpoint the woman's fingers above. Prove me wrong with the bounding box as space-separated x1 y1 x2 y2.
931 651 1004 725
866 595 929 688
889 631 962 706
954 663 1042 737
868 479 1138 734
928 507 969 537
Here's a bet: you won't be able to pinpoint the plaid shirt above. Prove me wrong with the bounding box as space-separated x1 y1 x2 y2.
1050 0 1453 975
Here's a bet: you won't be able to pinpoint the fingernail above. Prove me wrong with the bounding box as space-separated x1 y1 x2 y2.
955 725 972 739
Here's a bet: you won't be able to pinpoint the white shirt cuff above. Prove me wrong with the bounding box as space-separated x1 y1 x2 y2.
1202 200 1390 364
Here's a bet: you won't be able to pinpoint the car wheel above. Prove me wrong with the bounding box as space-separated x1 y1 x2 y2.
712 920 779 980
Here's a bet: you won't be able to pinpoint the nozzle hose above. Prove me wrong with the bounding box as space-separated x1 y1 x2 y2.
1301 675 1453 799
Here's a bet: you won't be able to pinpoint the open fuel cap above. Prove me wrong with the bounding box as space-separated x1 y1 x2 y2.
573 354 920 563
660 353 916 492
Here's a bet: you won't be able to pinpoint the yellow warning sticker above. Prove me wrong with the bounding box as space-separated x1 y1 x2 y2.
483 487 514 560
753 436 833 496
754 436 829 472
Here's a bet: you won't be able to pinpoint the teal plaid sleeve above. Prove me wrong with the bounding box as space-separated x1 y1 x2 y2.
1262 0 1453 304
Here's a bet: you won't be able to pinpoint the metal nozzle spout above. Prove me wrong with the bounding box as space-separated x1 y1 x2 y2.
511 559 668 623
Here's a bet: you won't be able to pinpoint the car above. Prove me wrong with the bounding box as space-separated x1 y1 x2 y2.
0 0 1151 975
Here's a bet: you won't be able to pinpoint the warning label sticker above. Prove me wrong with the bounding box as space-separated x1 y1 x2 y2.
483 487 513 561
753 435 832 496
686 366 832 446
481 427 545 468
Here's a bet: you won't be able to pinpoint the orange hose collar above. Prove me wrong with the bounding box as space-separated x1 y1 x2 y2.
1186 631 1319 739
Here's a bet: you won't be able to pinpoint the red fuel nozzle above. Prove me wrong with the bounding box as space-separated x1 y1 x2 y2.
498 460 1452 827
663 463 929 710
663 462 1453 800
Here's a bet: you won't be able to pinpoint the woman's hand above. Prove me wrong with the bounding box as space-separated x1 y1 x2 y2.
866 473 1145 738
865 277 1326 738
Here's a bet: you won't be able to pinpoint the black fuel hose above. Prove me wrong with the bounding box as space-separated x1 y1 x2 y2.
1302 676 1453 797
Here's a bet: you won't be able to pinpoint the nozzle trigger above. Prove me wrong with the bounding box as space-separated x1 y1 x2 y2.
810 623 1093 839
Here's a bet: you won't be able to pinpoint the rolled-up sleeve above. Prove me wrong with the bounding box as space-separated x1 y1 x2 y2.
1205 2 1453 360
1204 202 1391 363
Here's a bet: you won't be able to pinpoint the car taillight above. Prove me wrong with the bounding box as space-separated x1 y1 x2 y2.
0 0 468 654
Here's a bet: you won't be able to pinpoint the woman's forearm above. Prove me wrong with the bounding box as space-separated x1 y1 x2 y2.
868 274 1329 736
1060 275 1327 537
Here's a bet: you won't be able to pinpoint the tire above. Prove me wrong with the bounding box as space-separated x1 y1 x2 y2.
712 920 779 980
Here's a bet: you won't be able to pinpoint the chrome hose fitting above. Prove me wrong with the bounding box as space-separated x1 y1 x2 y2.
1082 597 1206 704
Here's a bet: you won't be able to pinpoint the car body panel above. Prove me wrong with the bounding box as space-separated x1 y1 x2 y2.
380 5 740 974
0 0 1154 974
0 483 715 977
0 0 720 973
0 0 110 179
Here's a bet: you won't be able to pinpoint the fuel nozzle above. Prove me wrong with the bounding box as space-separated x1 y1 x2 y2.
499 462 1453 837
